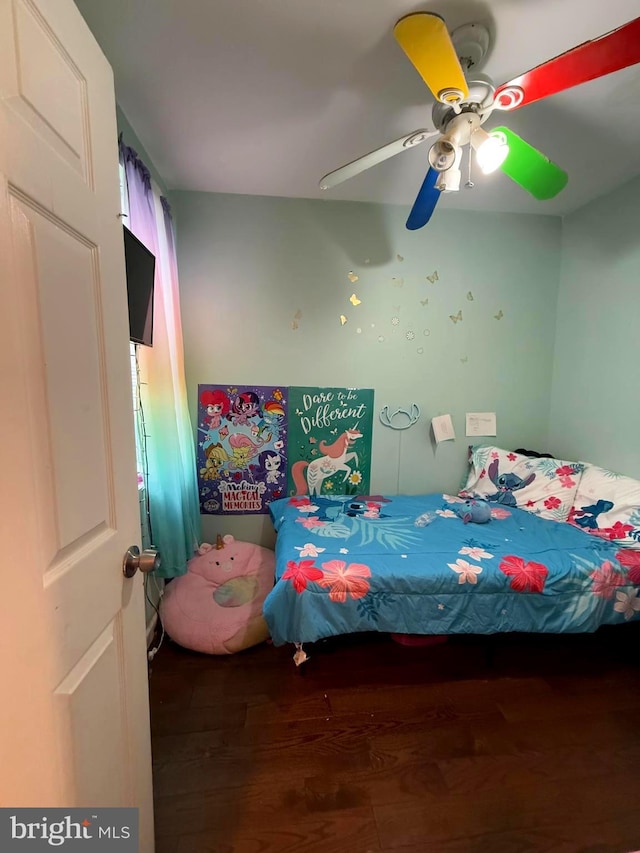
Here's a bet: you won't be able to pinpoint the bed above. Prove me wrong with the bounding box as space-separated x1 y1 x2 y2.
263 447 640 647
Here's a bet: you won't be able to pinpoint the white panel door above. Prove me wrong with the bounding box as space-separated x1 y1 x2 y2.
0 0 153 848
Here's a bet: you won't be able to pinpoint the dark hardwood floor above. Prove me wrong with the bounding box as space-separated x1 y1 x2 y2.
149 626 640 853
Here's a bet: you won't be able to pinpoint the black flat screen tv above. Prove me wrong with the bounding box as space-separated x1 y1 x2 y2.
123 225 155 347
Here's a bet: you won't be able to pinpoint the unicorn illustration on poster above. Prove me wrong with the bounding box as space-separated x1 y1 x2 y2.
291 426 363 495
287 387 374 497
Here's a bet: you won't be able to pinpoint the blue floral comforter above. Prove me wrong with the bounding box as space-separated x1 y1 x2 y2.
263 493 640 645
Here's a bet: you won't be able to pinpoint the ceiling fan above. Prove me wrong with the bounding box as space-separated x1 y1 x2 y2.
319 12 640 230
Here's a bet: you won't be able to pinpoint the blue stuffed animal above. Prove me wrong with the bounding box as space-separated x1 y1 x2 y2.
455 498 491 524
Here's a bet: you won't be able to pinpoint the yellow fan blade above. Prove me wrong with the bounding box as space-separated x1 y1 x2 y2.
394 12 468 105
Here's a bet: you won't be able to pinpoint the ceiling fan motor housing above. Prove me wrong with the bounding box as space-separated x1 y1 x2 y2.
450 22 491 72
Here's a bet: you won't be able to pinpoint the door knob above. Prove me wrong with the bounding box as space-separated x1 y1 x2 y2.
123 545 161 578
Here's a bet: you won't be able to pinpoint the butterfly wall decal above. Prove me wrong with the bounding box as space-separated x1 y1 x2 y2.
467 291 474 301
420 298 428 306
348 271 359 282
349 293 361 306
397 254 404 262
494 310 504 320
426 271 439 284
450 310 462 324
340 314 348 325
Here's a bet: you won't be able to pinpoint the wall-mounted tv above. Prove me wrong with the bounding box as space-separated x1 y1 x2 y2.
123 225 155 347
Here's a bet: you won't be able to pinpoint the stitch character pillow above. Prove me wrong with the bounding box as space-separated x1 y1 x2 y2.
568 464 640 550
461 445 584 522
160 535 275 654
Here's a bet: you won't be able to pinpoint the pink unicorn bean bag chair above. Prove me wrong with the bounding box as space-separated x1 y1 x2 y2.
160 534 275 654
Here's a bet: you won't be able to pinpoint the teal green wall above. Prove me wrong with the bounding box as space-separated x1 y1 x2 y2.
172 191 562 546
549 175 640 478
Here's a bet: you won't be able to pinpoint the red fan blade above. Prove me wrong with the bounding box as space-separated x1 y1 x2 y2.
494 17 640 111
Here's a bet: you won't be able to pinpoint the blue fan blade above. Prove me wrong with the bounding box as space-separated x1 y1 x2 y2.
406 167 441 230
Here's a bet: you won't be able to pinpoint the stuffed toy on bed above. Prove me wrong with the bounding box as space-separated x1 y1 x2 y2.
159 534 275 654
454 498 491 524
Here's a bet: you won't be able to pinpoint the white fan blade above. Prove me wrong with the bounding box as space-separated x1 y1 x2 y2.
319 129 438 190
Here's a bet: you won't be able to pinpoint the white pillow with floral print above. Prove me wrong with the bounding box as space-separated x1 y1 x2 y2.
461 445 584 522
568 464 640 550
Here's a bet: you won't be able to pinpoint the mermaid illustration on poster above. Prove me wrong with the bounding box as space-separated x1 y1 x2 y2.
197 385 288 515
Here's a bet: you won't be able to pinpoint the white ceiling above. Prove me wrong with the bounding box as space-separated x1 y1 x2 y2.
75 0 640 216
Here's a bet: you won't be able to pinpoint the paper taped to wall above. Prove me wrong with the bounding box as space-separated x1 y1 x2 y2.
431 414 455 444
466 412 497 437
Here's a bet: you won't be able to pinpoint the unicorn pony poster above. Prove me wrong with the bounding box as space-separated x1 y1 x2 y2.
287 387 374 497
197 384 288 514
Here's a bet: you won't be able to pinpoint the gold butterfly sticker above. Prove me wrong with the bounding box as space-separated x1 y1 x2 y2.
494 309 504 320
291 320 299 330
349 293 362 306
347 271 359 283
426 270 439 284
340 314 348 325
467 291 474 301
420 298 429 306
450 310 462 324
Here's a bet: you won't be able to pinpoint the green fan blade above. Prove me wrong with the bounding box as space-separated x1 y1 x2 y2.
492 126 568 200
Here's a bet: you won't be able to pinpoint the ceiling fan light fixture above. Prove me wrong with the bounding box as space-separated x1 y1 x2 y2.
436 166 462 193
428 138 458 172
471 128 509 174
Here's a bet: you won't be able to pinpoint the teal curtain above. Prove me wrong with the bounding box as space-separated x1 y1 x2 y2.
121 141 200 577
